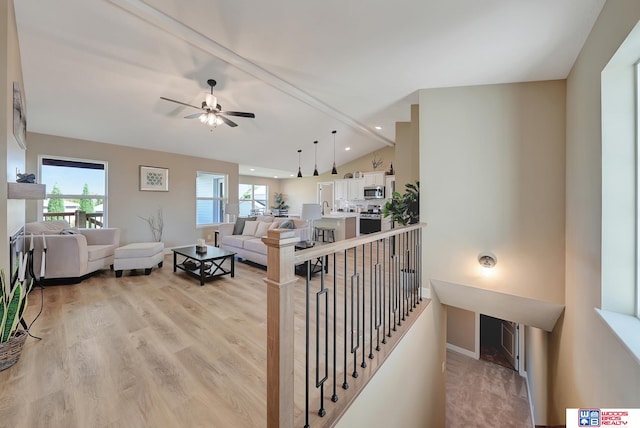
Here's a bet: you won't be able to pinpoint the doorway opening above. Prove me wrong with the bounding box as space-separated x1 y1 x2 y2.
480 314 519 371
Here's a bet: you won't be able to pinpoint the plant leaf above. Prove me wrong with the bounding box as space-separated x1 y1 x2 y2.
2 281 22 342
16 279 32 325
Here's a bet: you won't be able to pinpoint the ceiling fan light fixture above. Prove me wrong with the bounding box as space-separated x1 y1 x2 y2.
297 149 303 178
205 93 217 109
313 140 319 176
331 130 338 175
199 113 207 123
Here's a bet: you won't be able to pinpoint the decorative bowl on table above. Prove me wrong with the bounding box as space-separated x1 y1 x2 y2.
196 245 208 253
183 260 199 270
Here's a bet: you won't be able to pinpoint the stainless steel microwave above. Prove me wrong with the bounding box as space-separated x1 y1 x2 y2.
364 186 385 199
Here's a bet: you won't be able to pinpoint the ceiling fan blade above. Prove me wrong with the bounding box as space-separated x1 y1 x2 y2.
184 112 202 119
222 111 255 118
218 115 238 127
160 96 201 110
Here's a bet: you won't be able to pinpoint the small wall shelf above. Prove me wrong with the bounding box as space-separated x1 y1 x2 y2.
8 182 46 200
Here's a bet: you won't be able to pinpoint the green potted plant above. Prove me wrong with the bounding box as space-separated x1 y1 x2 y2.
271 193 289 216
382 180 420 226
0 269 33 371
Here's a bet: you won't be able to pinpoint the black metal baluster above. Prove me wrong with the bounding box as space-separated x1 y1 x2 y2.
351 246 360 378
419 228 423 303
343 250 349 390
382 238 387 345
304 261 311 428
402 231 407 321
351 271 360 378
394 251 400 330
361 244 367 369
413 229 421 307
375 239 382 352
368 241 374 360
331 252 339 403
316 266 328 417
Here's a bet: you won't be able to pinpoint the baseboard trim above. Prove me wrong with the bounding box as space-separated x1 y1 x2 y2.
446 343 477 359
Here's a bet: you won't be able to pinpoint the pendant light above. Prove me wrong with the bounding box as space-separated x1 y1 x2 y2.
331 130 338 175
313 141 319 176
297 149 303 178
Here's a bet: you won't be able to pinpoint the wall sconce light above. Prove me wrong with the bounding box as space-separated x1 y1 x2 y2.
478 252 497 269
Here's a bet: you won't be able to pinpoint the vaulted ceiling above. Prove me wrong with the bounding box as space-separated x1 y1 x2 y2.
14 0 605 178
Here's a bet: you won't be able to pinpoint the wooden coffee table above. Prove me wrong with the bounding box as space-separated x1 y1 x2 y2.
172 245 236 286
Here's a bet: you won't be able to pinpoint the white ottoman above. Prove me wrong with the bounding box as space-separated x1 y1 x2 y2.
114 242 164 277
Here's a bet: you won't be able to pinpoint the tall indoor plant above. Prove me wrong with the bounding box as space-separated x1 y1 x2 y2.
0 269 33 370
271 193 289 216
382 180 420 226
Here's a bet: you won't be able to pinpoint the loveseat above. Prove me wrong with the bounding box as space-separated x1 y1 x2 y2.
218 216 309 266
25 220 121 283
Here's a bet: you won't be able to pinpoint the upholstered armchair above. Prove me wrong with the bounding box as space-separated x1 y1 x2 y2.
25 220 120 283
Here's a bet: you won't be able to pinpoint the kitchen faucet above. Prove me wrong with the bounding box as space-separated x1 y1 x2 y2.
322 201 330 215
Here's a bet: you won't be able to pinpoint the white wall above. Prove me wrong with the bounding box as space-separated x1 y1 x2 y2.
420 81 566 305
550 0 640 423
335 292 445 428
525 326 548 424
25 133 239 248
1 0 26 275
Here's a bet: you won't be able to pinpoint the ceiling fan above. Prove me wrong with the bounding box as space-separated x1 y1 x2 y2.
160 79 255 128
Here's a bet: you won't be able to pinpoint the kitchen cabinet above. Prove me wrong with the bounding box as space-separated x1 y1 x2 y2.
334 178 364 201
363 171 385 187
348 178 364 200
334 179 349 201
385 175 396 196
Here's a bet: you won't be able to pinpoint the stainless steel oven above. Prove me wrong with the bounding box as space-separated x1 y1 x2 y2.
359 213 382 234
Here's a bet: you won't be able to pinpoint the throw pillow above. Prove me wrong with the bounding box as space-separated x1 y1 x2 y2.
254 221 273 237
279 220 294 229
242 220 259 236
233 216 256 235
59 228 79 235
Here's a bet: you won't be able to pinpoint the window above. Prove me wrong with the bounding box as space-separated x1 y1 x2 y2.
196 172 227 225
40 156 107 227
239 184 267 216
636 63 640 319
597 23 640 365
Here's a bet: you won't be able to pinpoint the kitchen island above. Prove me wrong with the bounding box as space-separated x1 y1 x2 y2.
313 212 359 241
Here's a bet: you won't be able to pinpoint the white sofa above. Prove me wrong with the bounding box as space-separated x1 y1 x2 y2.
25 220 121 283
219 216 309 266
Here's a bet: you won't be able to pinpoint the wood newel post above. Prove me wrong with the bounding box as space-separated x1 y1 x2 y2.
262 228 299 428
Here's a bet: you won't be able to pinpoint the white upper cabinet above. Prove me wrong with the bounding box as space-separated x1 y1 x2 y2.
363 171 385 187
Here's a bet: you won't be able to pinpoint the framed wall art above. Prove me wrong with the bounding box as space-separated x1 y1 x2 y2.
13 82 26 149
140 166 169 191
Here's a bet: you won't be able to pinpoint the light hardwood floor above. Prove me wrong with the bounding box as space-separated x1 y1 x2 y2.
0 252 425 428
